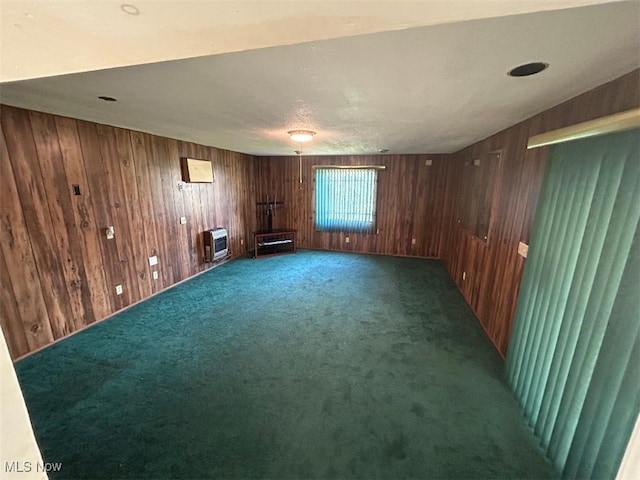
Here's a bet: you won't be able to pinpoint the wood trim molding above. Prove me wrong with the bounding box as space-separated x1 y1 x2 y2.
527 108 640 149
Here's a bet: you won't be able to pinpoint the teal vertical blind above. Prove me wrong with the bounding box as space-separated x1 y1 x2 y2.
506 129 640 479
314 168 378 233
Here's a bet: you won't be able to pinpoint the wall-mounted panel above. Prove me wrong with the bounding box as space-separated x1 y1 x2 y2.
181 158 214 183
456 151 501 242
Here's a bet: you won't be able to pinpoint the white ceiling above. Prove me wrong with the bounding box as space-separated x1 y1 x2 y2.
0 0 620 82
1 1 639 155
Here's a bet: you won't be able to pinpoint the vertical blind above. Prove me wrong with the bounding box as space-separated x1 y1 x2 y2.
314 168 378 233
506 129 640 479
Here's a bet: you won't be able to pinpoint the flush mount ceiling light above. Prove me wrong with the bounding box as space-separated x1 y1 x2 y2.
288 130 316 142
508 62 549 77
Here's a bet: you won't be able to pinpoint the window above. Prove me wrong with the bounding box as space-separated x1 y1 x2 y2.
314 167 379 233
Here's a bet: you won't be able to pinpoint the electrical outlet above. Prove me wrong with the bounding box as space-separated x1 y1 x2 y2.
240 238 244 245
411 238 416 245
473 159 481 166
425 159 432 166
115 284 123 295
148 255 158 266
180 216 187 225
152 271 158 280
462 272 467 281
345 237 350 243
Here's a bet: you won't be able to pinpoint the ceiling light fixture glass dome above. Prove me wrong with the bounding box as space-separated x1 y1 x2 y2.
288 129 316 142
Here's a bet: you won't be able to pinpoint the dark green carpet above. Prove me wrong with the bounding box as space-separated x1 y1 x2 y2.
16 250 552 479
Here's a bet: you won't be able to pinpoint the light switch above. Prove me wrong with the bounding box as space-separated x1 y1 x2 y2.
149 256 158 266
518 242 529 258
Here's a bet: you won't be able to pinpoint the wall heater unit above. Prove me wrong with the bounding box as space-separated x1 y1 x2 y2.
204 228 228 262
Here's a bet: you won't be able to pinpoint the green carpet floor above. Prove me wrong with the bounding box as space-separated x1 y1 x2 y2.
16 250 552 479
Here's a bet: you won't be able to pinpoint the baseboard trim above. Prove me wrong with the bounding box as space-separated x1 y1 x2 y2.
13 252 241 363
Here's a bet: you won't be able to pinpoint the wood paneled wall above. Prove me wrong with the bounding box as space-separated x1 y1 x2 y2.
444 69 640 356
2 71 637 361
255 154 455 258
0 106 256 359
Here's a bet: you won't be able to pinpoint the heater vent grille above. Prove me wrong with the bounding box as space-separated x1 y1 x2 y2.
204 228 228 262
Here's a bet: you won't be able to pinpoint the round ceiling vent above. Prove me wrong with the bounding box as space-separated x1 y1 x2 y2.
508 62 549 77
